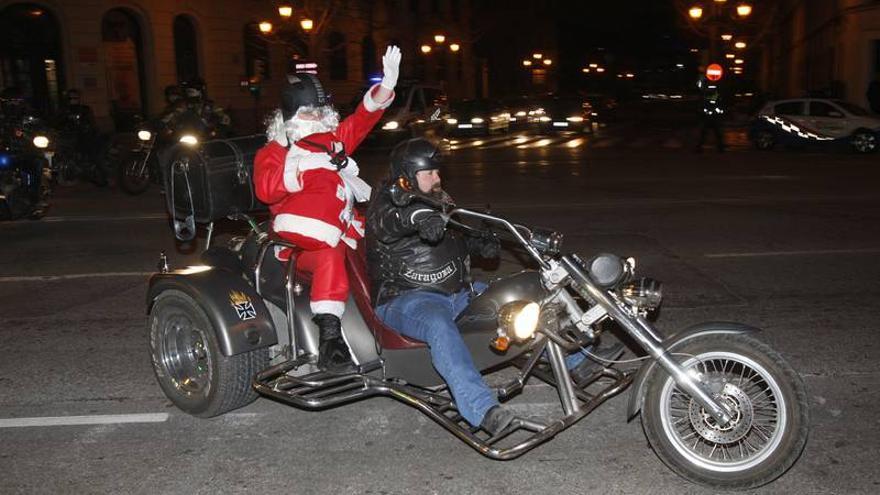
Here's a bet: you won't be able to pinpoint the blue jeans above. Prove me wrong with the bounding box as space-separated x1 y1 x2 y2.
375 284 587 427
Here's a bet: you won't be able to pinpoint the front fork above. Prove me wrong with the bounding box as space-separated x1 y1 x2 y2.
557 256 733 426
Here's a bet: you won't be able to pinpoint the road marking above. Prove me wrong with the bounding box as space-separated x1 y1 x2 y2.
0 413 169 428
40 213 167 223
0 271 154 283
705 248 880 259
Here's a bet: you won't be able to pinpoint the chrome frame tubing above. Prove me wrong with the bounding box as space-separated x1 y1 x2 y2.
134 136 156 176
559 255 733 426
546 340 580 415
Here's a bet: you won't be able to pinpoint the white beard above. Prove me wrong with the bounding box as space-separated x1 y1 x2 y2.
287 105 340 142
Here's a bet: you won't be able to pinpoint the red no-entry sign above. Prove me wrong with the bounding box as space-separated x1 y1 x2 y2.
706 64 723 81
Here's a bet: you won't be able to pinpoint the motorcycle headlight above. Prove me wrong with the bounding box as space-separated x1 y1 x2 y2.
33 135 49 149
382 120 399 130
620 278 663 311
498 301 541 340
179 135 199 146
138 130 152 141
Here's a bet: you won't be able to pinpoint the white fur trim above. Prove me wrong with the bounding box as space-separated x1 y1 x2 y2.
311 300 346 317
363 84 394 112
340 235 357 250
274 214 342 247
283 153 303 192
350 218 365 237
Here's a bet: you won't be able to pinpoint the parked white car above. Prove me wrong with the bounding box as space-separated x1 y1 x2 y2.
752 98 880 153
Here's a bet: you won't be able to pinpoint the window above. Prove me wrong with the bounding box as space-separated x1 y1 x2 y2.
328 32 347 80
774 101 804 116
809 101 843 118
834 100 870 116
243 23 269 81
173 16 199 83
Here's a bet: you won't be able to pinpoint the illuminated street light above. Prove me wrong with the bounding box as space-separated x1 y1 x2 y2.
450 43 460 52
434 34 446 44
278 5 292 17
589 63 598 68
421 44 432 54
543 59 552 65
533 53 543 59
596 67 605 73
736 3 752 17
300 18 314 31
721 33 733 41
734 58 744 64
689 6 703 19
735 41 747 49
523 60 533 67
582 68 590 73
725 53 735 59
626 73 635 78
690 48 699 53
258 21 273 34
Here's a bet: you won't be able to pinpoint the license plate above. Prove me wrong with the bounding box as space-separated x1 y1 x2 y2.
552 122 569 127
458 124 473 129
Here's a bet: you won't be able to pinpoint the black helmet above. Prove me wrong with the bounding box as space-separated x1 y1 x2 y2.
390 138 440 186
281 73 329 120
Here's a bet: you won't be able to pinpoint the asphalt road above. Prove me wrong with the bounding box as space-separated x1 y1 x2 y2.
1 130 879 494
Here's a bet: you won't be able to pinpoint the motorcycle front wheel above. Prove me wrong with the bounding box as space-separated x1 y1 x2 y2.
641 333 808 490
118 153 152 195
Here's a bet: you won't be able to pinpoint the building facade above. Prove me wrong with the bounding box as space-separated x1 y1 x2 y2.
759 0 880 108
0 0 478 133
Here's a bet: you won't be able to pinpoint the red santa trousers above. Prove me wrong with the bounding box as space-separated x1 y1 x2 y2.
281 232 349 318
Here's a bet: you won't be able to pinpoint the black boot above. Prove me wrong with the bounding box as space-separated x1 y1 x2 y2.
312 314 354 372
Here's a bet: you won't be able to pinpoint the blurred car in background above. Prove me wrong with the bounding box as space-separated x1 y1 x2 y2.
503 95 536 130
359 82 447 146
529 96 594 134
444 99 510 136
750 98 880 153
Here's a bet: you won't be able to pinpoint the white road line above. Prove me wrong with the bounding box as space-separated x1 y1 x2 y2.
705 248 880 259
0 413 169 428
0 271 154 283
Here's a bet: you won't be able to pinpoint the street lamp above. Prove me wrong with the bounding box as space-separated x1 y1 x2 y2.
734 41 747 49
278 4 293 18
300 18 314 31
689 6 703 19
449 43 460 52
532 53 543 59
523 60 533 67
736 3 752 17
434 34 446 44
420 44 432 54
543 59 552 66
721 33 733 41
258 21 273 34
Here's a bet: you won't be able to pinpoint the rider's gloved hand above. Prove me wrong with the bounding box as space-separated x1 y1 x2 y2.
469 231 501 259
380 46 402 91
418 212 447 243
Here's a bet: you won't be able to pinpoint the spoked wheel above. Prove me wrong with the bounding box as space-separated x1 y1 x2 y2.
118 154 151 195
641 334 808 490
149 290 267 417
851 130 877 154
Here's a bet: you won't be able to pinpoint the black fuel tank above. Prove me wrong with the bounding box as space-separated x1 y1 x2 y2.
456 271 549 334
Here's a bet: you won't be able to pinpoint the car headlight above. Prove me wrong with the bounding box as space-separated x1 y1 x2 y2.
382 120 399 130
539 116 551 122
619 278 663 311
515 111 527 117
33 135 49 149
566 116 584 122
137 130 152 141
498 301 541 340
179 135 199 145
447 118 458 125
471 117 484 124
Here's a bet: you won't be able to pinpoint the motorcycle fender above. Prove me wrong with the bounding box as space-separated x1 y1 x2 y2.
625 321 760 420
146 269 277 357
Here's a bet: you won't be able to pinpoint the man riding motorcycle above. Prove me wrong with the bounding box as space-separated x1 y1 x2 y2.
365 138 622 434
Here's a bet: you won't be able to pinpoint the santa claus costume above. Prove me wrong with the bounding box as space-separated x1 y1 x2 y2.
254 46 401 371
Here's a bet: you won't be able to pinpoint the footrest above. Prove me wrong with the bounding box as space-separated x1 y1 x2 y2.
253 358 383 409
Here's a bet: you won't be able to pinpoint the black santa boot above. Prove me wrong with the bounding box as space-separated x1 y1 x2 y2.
312 313 354 372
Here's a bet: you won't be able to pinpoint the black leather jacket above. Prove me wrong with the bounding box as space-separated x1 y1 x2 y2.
366 186 472 306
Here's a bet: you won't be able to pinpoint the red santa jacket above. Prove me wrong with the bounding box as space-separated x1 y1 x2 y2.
254 85 392 251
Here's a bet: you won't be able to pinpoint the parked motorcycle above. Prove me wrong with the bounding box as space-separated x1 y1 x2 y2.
146 139 808 490
0 114 52 219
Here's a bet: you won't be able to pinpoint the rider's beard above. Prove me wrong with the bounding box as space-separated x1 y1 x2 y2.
286 105 340 142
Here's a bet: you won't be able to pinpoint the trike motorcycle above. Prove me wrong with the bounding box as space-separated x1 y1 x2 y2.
147 138 808 490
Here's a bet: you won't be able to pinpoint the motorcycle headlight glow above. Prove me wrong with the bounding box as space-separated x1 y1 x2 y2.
498 301 541 340
179 135 199 146
620 277 663 311
33 135 49 149
382 120 400 130
138 130 152 141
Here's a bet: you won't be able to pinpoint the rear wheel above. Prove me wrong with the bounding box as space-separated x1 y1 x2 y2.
753 130 776 150
641 334 808 490
851 130 877 154
149 290 267 417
